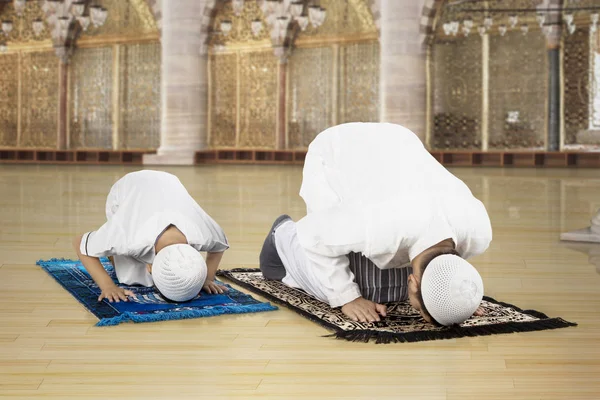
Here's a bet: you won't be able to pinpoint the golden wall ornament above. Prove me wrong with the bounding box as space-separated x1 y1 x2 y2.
432 35 483 149
0 1 48 44
118 42 161 149
84 0 158 38
211 0 376 48
287 46 334 148
0 53 19 147
338 41 380 125
564 27 590 145
209 53 238 147
296 0 376 39
488 31 547 149
209 0 271 47
208 38 380 149
238 50 278 148
69 47 113 149
19 51 58 148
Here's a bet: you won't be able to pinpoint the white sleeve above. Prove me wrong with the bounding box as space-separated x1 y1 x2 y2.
295 203 368 308
202 226 229 253
79 219 126 258
455 199 493 259
188 207 230 253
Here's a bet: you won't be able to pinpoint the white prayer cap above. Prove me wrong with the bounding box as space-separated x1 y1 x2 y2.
421 254 484 326
152 244 207 302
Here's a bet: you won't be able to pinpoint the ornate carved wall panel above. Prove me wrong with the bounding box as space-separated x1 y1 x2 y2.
210 53 238 148
69 47 113 149
211 0 377 47
432 36 482 149
0 1 47 44
119 42 161 149
338 41 380 124
238 51 278 148
564 28 590 145
19 51 58 148
288 47 334 148
210 1 270 47
0 54 19 147
300 0 377 38
86 0 158 37
489 32 547 149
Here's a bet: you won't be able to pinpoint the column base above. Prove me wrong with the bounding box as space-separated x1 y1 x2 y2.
143 151 196 166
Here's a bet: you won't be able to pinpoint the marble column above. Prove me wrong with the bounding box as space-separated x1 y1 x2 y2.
379 0 427 142
544 0 562 151
55 46 71 150
274 46 289 150
145 0 210 165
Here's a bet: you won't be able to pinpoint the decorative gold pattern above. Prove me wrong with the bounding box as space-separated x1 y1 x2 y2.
238 51 278 148
119 42 161 149
211 0 376 47
564 28 590 145
0 1 47 44
210 53 238 148
300 0 376 38
209 1 270 47
432 35 482 149
0 54 19 147
19 51 58 148
438 0 550 37
86 0 158 38
288 47 334 148
338 41 379 124
69 47 113 149
488 32 546 149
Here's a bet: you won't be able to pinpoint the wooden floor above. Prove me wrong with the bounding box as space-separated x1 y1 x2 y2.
1 164 600 399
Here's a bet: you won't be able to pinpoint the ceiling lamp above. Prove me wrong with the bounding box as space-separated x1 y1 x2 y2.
251 19 263 36
232 0 244 17
220 19 233 36
498 24 507 36
13 0 26 17
32 19 45 36
2 21 13 35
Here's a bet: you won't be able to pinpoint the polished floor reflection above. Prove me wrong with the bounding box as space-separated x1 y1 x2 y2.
1 164 600 399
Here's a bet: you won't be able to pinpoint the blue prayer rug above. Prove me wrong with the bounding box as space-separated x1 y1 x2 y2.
37 259 278 326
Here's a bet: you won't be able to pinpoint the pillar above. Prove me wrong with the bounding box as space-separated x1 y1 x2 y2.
379 0 427 142
274 46 289 150
545 0 562 151
55 46 70 150
548 46 560 151
145 0 211 165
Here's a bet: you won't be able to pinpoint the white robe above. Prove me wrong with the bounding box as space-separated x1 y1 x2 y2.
79 170 229 287
295 122 493 308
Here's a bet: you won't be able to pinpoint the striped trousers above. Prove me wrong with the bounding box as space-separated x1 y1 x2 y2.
347 252 411 304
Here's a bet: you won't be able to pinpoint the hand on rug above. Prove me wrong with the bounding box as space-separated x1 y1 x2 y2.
341 297 387 323
203 280 229 295
98 284 134 303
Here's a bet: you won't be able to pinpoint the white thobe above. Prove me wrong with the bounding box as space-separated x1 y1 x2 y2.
293 122 493 308
79 170 229 286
